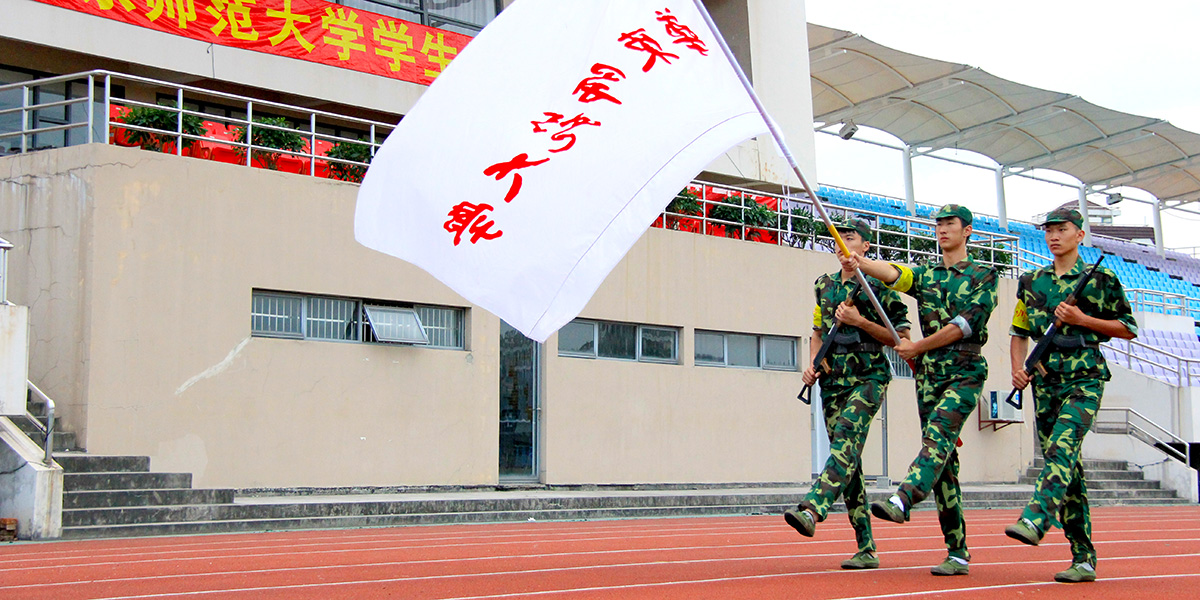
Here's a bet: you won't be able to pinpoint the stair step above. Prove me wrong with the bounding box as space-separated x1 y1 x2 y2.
1032 458 1128 471
64 472 192 492
64 488 234 509
1022 468 1146 481
55 455 150 474
1016 477 1161 489
59 492 1195 539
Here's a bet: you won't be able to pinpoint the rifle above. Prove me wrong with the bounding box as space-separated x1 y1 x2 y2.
798 280 863 405
1005 254 1105 410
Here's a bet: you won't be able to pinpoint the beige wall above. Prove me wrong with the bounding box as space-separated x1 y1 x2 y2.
1 144 1033 489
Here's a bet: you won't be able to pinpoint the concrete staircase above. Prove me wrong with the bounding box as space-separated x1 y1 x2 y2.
1018 457 1190 504
55 454 1192 539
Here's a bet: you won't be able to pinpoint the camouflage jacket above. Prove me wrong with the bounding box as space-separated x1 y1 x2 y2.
812 272 910 384
1011 257 1137 382
887 257 998 365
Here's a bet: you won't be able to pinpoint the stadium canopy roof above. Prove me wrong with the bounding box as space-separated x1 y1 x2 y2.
808 23 1200 211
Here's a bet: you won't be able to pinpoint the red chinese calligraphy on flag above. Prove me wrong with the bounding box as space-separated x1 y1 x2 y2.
355 0 768 342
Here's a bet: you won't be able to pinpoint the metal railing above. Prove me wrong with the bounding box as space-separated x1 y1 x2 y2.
25 381 55 465
0 236 10 304
0 70 394 180
1102 338 1200 388
1125 288 1200 317
1092 406 1192 467
1 71 1022 271
667 182 1020 274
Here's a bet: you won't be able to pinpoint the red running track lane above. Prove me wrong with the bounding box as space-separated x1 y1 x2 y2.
0 505 1198 599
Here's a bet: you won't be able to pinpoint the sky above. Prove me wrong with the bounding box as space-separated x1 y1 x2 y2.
802 0 1200 249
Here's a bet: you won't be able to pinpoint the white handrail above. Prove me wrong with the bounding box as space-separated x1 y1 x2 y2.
26 381 55 465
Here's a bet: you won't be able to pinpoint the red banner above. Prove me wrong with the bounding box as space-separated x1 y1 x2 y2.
32 0 472 86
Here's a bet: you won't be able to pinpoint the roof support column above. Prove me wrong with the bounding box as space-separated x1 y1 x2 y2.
1077 186 1092 246
1154 199 1165 257
995 166 1009 230
903 144 916 216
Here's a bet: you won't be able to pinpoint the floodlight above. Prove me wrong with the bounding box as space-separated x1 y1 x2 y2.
838 121 858 140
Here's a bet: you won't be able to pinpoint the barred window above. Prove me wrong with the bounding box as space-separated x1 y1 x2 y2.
251 290 464 349
307 296 359 341
251 293 303 339
415 305 464 349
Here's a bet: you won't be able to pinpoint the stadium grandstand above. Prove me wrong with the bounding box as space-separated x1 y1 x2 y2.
0 0 1195 544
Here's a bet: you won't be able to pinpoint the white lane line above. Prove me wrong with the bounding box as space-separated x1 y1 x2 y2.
0 511 1186 563
3 521 1198 575
79 554 1200 600
8 535 1198 594
830 572 1200 599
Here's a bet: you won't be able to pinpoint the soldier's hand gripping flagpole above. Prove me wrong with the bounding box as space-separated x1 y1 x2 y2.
690 0 904 349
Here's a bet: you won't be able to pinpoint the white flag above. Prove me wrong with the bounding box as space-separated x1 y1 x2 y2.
355 0 769 342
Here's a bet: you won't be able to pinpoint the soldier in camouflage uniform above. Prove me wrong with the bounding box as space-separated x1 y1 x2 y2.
783 219 910 570
1004 207 1137 584
844 204 998 576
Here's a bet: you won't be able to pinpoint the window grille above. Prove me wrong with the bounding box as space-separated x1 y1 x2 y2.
251 293 303 338
415 305 463 348
306 296 359 341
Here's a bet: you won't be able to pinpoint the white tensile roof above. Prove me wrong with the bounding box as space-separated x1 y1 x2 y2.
809 23 1200 209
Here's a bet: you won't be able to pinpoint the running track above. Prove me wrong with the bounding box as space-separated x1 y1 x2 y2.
2 505 1198 599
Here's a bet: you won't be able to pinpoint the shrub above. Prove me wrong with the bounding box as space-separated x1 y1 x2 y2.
117 102 206 152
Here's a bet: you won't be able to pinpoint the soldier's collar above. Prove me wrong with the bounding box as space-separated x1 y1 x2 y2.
934 257 974 272
1045 257 1087 278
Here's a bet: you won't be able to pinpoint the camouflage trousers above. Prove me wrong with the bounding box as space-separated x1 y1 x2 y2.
1020 377 1102 566
801 378 887 554
896 353 987 560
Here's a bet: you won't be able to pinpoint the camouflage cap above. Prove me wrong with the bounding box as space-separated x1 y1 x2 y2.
1041 207 1084 228
933 203 973 226
834 218 873 242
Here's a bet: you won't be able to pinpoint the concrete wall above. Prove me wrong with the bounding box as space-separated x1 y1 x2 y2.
0 143 1032 489
0 417 62 539
0 304 29 416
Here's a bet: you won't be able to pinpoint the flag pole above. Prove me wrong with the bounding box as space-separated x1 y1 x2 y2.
690 0 904 346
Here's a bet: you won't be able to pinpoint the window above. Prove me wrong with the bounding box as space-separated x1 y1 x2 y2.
251 293 303 339
694 331 725 364
250 290 464 349
307 296 360 341
557 319 679 364
363 305 427 344
763 336 798 370
640 327 678 363
695 331 798 371
338 0 501 35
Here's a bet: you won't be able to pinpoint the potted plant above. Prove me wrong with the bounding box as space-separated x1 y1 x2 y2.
324 139 373 183
707 194 745 238
233 116 305 171
116 101 206 153
742 197 777 243
664 188 703 230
